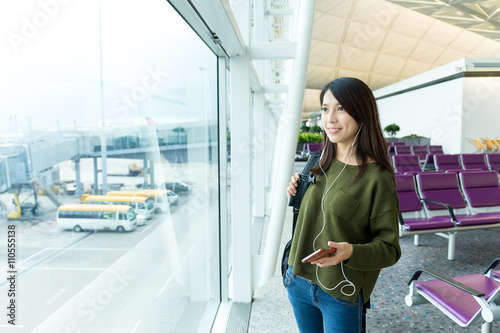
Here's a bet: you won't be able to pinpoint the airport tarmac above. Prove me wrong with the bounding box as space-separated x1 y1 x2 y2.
0 157 220 332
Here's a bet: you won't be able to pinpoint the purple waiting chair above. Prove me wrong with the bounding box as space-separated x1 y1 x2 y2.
486 259 500 283
415 172 500 260
434 154 463 172
394 145 412 155
416 172 500 227
486 153 500 172
460 154 489 171
306 143 322 155
422 154 436 171
406 258 500 333
459 171 500 218
429 145 444 154
395 174 456 258
411 145 429 163
392 155 421 174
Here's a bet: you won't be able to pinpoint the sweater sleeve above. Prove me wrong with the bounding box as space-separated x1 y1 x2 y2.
346 174 402 271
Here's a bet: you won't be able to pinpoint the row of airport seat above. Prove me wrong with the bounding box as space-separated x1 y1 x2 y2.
469 137 500 153
386 143 444 159
301 142 444 161
391 153 500 174
295 143 322 160
396 170 500 260
399 171 500 331
393 146 500 330
405 257 500 331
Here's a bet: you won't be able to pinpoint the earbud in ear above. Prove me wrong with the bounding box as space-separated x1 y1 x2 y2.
351 124 364 147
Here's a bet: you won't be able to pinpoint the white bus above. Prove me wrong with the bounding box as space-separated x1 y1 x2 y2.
106 189 170 213
83 195 154 220
57 204 139 232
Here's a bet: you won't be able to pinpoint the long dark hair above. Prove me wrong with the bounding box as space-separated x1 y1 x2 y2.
310 77 392 181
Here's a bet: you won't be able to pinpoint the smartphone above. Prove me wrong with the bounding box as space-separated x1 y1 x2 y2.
301 247 337 263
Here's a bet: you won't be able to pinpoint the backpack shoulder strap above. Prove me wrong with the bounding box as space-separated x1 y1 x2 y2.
289 150 321 234
291 151 321 209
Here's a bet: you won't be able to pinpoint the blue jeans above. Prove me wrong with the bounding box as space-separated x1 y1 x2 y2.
285 266 363 333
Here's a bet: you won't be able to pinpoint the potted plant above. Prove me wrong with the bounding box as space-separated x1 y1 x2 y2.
300 125 311 133
310 125 322 133
402 134 431 146
296 132 323 160
384 123 400 138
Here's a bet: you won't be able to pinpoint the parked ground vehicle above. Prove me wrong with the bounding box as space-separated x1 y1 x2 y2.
128 163 143 176
106 189 171 213
83 195 154 220
7 193 39 220
57 204 140 232
166 190 179 205
163 181 191 194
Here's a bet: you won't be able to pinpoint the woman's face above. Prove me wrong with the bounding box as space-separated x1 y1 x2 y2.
321 89 360 149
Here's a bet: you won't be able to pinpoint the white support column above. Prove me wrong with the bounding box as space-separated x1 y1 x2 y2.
229 0 250 48
264 108 277 212
252 0 265 43
252 0 315 289
253 92 266 217
251 42 296 59
230 55 253 303
267 111 286 210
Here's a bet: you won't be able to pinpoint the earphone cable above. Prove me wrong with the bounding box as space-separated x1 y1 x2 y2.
312 125 363 296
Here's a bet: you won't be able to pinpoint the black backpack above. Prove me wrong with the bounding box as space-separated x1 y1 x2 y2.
281 151 321 286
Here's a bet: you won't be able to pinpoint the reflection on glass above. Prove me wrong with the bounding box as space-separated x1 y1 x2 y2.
0 0 219 331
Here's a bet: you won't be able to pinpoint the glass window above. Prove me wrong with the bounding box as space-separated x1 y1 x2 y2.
0 1 220 331
225 67 233 281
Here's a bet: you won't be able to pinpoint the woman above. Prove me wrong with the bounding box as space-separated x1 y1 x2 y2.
285 77 401 333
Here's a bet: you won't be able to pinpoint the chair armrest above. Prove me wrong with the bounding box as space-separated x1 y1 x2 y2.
407 269 485 297
484 258 500 274
420 198 456 221
398 211 405 225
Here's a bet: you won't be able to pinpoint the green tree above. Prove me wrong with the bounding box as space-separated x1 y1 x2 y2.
384 123 400 137
298 133 322 143
310 125 322 133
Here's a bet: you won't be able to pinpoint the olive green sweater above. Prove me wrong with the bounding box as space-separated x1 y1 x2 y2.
288 159 401 304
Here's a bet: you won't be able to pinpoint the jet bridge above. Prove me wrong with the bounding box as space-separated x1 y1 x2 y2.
0 138 79 217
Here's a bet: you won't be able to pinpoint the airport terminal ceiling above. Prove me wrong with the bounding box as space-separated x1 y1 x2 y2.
302 0 500 113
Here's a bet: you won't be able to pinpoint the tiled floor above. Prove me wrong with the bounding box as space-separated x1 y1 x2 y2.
248 162 500 333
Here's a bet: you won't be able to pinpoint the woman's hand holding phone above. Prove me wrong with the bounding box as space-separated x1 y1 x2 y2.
301 247 337 263
303 241 353 267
